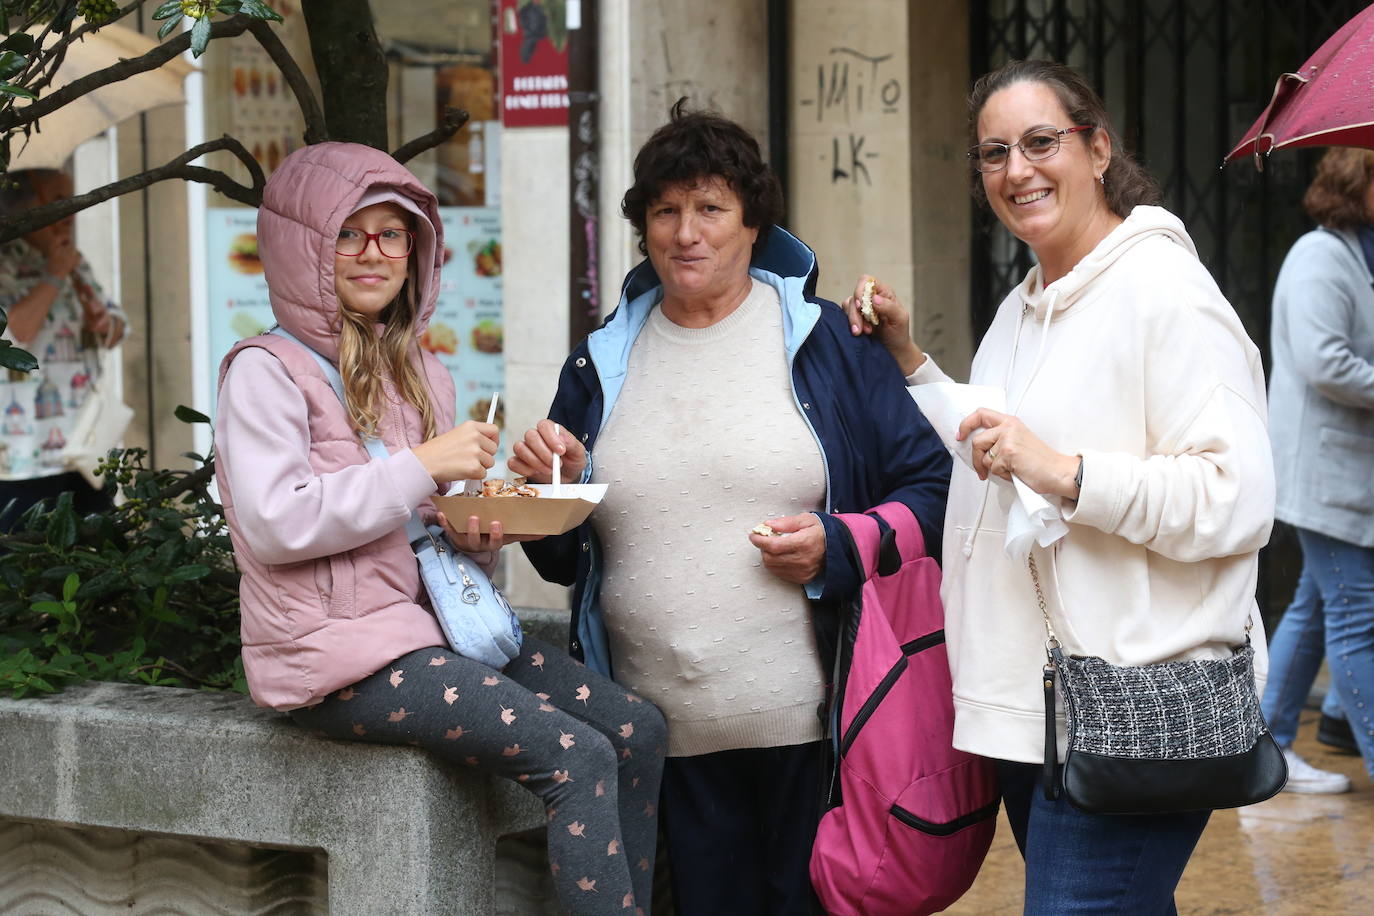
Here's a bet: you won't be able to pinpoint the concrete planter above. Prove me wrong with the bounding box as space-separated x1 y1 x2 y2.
0 609 571 915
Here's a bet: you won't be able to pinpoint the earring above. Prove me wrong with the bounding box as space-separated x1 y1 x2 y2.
1098 173 1106 186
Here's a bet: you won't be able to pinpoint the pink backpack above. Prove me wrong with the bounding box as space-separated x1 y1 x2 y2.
810 503 998 916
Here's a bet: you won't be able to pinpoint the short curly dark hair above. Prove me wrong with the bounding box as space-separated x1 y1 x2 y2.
621 98 784 257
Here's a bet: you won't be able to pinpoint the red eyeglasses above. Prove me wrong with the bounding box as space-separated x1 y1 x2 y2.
335 227 414 258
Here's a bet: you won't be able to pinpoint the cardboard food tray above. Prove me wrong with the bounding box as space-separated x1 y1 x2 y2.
432 483 608 536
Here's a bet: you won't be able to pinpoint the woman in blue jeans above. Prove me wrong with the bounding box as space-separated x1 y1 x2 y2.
854 59 1274 913
1262 146 1374 793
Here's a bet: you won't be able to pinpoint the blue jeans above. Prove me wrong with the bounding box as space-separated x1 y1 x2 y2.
996 761 1210 915
1307 529 1374 773
1262 562 1345 747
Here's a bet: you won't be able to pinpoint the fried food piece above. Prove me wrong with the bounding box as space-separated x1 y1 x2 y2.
480 477 540 498
750 523 778 537
859 278 879 326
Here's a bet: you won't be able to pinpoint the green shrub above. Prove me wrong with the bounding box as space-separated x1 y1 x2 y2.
0 423 243 698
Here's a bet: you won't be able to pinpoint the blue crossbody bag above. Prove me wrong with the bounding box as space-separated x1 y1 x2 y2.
269 328 523 670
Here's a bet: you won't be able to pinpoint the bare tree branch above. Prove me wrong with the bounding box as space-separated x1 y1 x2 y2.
0 136 263 243
0 14 254 135
391 107 470 165
244 16 327 145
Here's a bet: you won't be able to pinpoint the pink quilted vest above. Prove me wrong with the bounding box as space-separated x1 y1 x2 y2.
214 143 456 710
810 502 999 916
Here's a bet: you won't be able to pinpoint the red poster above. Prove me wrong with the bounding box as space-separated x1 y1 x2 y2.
499 0 570 127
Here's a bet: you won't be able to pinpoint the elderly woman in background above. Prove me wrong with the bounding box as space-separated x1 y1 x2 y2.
849 60 1274 912
510 100 951 915
0 168 126 528
1259 146 1374 794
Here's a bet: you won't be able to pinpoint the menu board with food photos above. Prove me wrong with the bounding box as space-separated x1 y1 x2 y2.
206 207 273 414
227 0 307 177
431 206 506 463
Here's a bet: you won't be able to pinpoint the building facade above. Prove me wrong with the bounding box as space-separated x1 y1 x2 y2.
86 0 1353 610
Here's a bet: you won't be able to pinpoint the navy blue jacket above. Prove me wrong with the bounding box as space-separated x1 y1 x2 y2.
523 227 951 675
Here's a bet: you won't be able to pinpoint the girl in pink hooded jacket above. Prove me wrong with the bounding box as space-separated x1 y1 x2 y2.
215 142 665 915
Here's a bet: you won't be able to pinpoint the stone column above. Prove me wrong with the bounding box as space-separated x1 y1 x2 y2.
117 79 192 468
598 0 771 316
788 0 972 375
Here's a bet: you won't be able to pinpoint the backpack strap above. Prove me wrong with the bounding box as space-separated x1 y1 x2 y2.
868 501 929 563
833 511 884 581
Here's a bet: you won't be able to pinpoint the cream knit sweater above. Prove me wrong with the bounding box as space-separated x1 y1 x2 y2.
591 279 827 756
911 206 1275 763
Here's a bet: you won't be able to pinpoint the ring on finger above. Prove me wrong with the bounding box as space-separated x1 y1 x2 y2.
988 450 998 460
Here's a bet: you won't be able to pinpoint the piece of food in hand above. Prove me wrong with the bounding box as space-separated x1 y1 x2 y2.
859 278 879 326
750 523 778 537
481 477 539 498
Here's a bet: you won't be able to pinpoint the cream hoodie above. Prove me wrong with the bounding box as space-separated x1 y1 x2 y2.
911 206 1275 763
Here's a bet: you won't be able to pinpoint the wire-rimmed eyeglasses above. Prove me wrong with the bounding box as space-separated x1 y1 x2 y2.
335 227 415 258
967 126 1093 173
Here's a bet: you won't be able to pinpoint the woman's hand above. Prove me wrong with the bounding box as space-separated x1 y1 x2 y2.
956 407 1080 499
43 236 79 278
86 307 125 345
840 275 926 376
749 513 826 584
437 514 542 577
508 419 587 484
412 420 499 483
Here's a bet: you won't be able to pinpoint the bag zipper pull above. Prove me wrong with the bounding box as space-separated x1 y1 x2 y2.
426 529 458 585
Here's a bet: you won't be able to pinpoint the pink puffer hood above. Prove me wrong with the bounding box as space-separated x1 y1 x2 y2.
256 142 444 362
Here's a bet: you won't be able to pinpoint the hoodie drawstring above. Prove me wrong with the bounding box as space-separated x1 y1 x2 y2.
960 284 1062 558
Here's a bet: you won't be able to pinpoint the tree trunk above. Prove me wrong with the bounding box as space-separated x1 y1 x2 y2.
300 0 388 148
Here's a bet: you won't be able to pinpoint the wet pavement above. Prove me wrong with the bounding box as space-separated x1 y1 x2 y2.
949 710 1374 914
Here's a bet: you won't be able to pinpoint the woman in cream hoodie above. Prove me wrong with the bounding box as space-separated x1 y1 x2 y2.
846 60 1274 913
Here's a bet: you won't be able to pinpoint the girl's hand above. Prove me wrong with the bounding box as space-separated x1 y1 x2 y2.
956 407 1080 499
413 421 499 483
508 419 587 484
840 275 926 377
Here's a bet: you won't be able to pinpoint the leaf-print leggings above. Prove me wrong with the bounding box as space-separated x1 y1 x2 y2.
289 636 667 916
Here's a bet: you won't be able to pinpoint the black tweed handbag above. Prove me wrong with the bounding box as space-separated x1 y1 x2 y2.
1031 553 1288 815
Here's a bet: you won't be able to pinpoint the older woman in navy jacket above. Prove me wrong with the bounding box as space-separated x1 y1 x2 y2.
510 101 950 916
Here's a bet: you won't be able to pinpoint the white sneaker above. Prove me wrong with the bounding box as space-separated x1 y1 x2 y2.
1282 748 1351 794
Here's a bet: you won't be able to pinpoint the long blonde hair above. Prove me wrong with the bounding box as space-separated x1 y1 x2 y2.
336 257 439 442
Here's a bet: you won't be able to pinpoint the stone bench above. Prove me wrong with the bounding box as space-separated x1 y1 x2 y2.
0 609 569 915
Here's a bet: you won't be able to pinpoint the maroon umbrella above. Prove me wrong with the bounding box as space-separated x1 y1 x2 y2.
1225 3 1374 169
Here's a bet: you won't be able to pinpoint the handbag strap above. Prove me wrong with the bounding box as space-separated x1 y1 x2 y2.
267 326 429 546
1027 551 1065 801
1029 543 1256 800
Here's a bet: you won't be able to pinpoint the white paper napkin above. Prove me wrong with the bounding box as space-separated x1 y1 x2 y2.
909 382 1068 560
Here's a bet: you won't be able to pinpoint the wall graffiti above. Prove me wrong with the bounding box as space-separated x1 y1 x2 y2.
797 46 903 186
